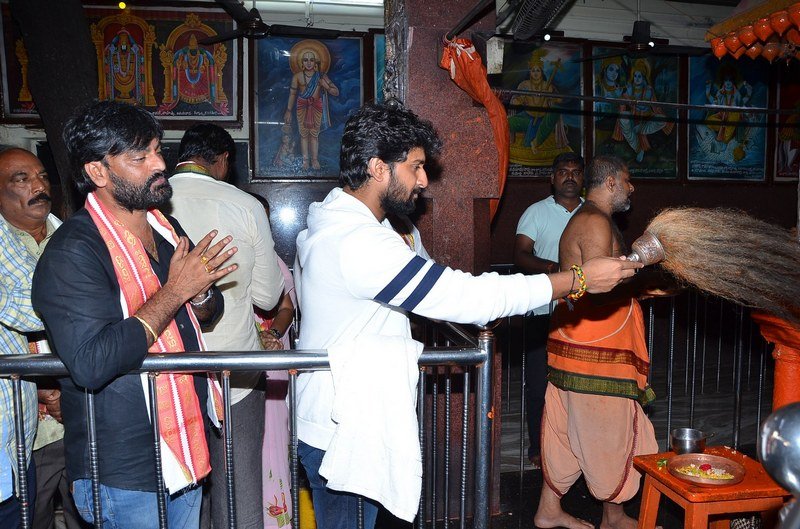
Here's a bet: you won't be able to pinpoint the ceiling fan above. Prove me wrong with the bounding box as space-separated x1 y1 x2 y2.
200 0 342 45
580 0 708 62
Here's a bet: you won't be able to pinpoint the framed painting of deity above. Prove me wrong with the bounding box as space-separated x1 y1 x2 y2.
775 61 800 181
592 47 678 179
0 3 242 125
374 32 386 102
687 55 769 181
491 40 583 178
0 3 39 122
253 35 363 180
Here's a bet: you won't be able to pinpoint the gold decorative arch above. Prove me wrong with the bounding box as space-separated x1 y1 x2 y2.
90 11 157 106
158 13 228 110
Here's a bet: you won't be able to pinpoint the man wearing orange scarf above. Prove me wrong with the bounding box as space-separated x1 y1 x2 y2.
535 155 659 529
32 101 237 529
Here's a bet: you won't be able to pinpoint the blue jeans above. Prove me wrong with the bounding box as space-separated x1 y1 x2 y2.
298 441 379 529
0 459 37 529
72 480 201 529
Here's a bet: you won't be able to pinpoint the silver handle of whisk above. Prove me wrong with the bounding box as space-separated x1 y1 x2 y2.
627 231 666 266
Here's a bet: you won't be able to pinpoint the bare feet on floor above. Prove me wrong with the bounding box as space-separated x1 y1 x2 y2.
535 487 594 529
600 501 658 529
534 509 595 529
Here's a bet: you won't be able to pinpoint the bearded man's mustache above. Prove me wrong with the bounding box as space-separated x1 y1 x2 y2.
28 193 51 206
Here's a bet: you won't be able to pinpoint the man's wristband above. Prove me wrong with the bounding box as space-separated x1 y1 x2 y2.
189 289 213 307
566 264 587 301
267 328 281 339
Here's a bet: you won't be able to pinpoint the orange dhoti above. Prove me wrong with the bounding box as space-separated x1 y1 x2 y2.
542 298 658 503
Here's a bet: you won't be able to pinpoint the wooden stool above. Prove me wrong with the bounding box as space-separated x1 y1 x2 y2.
634 446 791 529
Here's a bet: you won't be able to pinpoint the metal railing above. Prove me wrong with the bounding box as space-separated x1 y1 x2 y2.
0 334 495 529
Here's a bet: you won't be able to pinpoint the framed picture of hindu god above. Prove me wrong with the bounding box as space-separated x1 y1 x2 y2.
775 60 800 181
0 3 40 121
374 32 386 102
0 3 242 125
492 40 583 178
687 55 769 181
592 47 679 179
253 35 363 179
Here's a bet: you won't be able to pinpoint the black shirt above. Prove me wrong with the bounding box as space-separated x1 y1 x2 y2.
32 208 222 491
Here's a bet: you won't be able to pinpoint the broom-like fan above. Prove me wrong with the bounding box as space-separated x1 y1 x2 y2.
628 207 800 325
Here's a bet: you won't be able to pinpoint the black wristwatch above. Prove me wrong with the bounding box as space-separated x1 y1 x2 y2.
267 328 281 339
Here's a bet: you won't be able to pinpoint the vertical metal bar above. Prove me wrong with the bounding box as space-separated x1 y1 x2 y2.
745 317 753 389
147 374 168 529
732 307 744 449
684 292 692 393
459 371 469 529
222 370 237 529
756 340 766 433
85 389 102 527
11 377 30 529
518 315 527 477
431 373 438 528
716 300 724 392
689 291 698 424
665 297 676 446
504 315 513 413
647 302 655 387
701 295 708 393
473 331 493 529
289 370 300 529
443 372 451 525
417 368 427 529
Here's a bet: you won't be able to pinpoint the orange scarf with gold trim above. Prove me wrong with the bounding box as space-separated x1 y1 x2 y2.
86 191 220 492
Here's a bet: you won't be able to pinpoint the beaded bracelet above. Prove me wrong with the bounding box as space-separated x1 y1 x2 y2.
566 264 587 301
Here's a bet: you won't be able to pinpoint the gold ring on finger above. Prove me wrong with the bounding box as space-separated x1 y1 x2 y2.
204 264 213 274
200 255 210 265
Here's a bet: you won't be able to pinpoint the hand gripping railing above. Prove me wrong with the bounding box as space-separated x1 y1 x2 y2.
0 338 493 529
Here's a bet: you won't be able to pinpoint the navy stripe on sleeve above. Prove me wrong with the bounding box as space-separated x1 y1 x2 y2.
374 255 427 304
400 263 446 311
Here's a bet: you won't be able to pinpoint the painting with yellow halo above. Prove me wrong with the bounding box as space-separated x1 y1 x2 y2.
254 36 363 179
494 40 583 178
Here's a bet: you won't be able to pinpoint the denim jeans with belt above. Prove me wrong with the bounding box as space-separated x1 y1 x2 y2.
298 441 380 529
72 479 201 529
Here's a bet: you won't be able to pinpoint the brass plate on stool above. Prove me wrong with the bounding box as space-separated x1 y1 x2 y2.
667 453 746 487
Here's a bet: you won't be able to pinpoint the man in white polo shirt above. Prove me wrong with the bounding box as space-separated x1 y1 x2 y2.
513 152 584 469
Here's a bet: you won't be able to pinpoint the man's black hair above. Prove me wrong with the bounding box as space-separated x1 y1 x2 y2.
178 123 235 166
339 101 442 190
551 152 585 172
585 154 628 191
63 100 163 195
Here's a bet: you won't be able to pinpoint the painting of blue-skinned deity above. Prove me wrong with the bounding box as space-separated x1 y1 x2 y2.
688 55 769 181
592 48 678 179
374 33 385 102
496 41 582 177
255 36 363 179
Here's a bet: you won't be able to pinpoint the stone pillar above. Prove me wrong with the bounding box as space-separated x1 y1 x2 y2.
403 1 499 274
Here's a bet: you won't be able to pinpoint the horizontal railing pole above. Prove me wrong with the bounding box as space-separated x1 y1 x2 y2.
0 348 487 377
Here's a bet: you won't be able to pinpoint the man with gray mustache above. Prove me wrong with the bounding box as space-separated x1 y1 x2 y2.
0 147 84 529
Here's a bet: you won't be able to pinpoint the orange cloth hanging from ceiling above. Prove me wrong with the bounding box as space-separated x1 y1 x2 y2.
439 37 509 221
